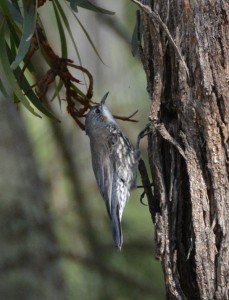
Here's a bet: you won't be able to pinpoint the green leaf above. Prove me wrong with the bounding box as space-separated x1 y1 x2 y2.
53 0 82 65
67 0 115 15
54 79 63 110
51 0 67 101
69 0 78 12
53 2 67 58
6 44 59 121
0 21 41 117
50 79 64 102
6 0 23 24
0 0 12 19
10 0 37 70
73 14 105 64
7 19 36 74
70 82 88 99
64 0 105 64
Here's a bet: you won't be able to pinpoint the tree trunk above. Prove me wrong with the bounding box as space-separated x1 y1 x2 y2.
0 92 66 299
135 1 229 299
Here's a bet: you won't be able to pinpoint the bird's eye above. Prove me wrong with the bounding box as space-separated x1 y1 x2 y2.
95 108 100 114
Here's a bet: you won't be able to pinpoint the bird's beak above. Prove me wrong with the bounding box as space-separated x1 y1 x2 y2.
100 92 109 105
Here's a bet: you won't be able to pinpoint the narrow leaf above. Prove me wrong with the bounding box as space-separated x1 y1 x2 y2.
73 14 105 64
51 2 67 101
7 19 36 75
53 0 82 65
6 44 59 120
67 0 115 15
10 0 37 70
70 82 88 99
69 0 78 12
50 79 64 102
53 3 67 58
0 0 12 19
0 22 41 117
6 0 23 24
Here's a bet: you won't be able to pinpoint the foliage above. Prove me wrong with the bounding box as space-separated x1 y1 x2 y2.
0 1 166 299
0 0 114 127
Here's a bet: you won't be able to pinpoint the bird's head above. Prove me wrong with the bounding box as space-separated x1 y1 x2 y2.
85 92 117 134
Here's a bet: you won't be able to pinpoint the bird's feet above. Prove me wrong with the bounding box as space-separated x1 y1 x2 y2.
136 123 151 149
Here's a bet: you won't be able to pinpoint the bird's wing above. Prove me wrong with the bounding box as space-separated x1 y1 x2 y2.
110 129 136 218
91 141 114 219
110 129 136 249
91 137 123 249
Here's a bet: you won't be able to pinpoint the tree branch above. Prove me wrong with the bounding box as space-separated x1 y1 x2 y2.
131 0 189 78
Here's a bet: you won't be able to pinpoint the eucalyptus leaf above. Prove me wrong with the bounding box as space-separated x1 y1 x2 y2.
7 19 36 74
50 79 64 102
6 0 23 24
66 0 115 15
0 0 12 19
0 22 41 117
7 44 59 120
53 2 67 58
10 0 37 70
54 0 82 65
70 0 78 12
73 14 105 64
48 6 65 101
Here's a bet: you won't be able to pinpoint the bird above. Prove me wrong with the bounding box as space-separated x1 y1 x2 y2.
85 92 140 250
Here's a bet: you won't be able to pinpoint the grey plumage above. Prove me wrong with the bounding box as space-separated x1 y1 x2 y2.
85 93 139 250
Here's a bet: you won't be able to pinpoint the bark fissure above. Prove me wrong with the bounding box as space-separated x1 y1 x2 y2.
135 0 229 298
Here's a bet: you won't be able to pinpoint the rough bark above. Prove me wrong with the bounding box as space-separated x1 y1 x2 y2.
135 0 229 299
0 93 66 299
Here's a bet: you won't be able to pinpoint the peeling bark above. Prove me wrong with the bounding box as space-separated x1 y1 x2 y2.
135 0 229 299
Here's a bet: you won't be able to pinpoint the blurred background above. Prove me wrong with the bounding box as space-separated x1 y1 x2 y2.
0 0 165 299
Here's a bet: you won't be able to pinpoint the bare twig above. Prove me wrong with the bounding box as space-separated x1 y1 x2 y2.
155 123 186 159
113 110 138 122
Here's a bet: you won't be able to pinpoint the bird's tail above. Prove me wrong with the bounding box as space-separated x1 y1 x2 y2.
111 204 123 251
